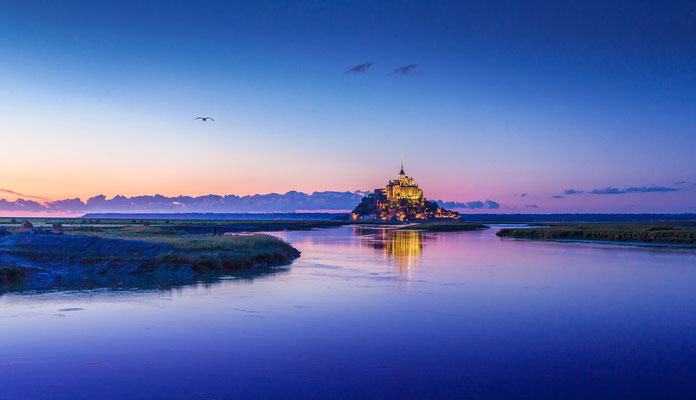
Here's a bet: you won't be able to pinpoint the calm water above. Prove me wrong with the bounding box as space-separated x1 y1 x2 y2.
2 226 696 399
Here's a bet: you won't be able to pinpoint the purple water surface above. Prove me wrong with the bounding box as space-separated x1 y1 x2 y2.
1 226 696 399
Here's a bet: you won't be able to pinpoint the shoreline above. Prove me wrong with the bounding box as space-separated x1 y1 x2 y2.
499 236 696 249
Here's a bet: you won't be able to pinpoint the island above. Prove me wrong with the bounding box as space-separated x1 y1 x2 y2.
348 161 461 222
497 223 696 246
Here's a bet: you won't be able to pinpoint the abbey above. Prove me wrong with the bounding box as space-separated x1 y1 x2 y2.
349 161 461 222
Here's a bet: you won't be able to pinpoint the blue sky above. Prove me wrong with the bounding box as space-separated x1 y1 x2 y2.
0 0 694 213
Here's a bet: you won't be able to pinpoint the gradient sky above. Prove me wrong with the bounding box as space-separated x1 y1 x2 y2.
1 0 695 213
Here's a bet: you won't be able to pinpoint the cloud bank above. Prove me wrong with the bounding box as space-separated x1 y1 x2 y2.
0 191 367 214
0 190 501 215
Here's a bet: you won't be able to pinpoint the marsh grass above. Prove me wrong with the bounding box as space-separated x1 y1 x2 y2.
153 234 301 271
63 227 301 271
497 223 696 245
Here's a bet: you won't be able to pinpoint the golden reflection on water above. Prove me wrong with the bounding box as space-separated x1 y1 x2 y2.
355 227 426 278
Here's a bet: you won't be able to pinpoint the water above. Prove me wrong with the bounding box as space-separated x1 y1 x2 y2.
2 226 696 399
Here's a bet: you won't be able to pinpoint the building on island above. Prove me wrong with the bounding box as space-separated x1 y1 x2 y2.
349 161 461 222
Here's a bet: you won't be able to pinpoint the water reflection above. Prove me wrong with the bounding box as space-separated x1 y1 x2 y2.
0 267 290 296
354 226 427 277
3 226 696 399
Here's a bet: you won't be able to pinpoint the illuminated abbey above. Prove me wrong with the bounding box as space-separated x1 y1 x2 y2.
349 161 461 222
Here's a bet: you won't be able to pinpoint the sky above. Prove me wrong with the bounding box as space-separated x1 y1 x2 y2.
0 0 695 214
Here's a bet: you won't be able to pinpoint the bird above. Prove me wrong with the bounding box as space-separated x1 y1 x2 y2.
195 116 215 122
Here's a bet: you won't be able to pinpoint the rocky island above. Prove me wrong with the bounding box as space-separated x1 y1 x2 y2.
349 161 461 222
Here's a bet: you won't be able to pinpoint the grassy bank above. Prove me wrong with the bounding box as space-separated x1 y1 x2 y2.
0 224 301 291
71 226 301 271
496 223 696 246
397 221 489 232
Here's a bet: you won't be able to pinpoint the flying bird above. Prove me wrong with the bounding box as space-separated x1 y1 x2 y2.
195 116 215 122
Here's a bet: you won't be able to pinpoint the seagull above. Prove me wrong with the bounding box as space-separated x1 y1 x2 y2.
195 116 215 122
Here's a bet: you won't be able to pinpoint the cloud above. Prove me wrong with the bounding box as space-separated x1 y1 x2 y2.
559 185 679 197
525 205 539 209
0 198 47 212
485 200 500 209
393 64 417 75
589 186 677 195
624 186 678 193
47 198 87 213
0 188 51 201
438 200 479 209
463 201 484 209
437 200 500 210
346 62 373 73
675 181 687 185
552 195 565 199
0 188 24 197
589 187 623 195
520 193 527 197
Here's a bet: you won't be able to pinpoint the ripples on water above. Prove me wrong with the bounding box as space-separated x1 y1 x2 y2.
1 225 696 399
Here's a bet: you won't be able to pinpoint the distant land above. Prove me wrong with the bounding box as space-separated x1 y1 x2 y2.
462 214 696 223
82 212 347 220
81 212 696 223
